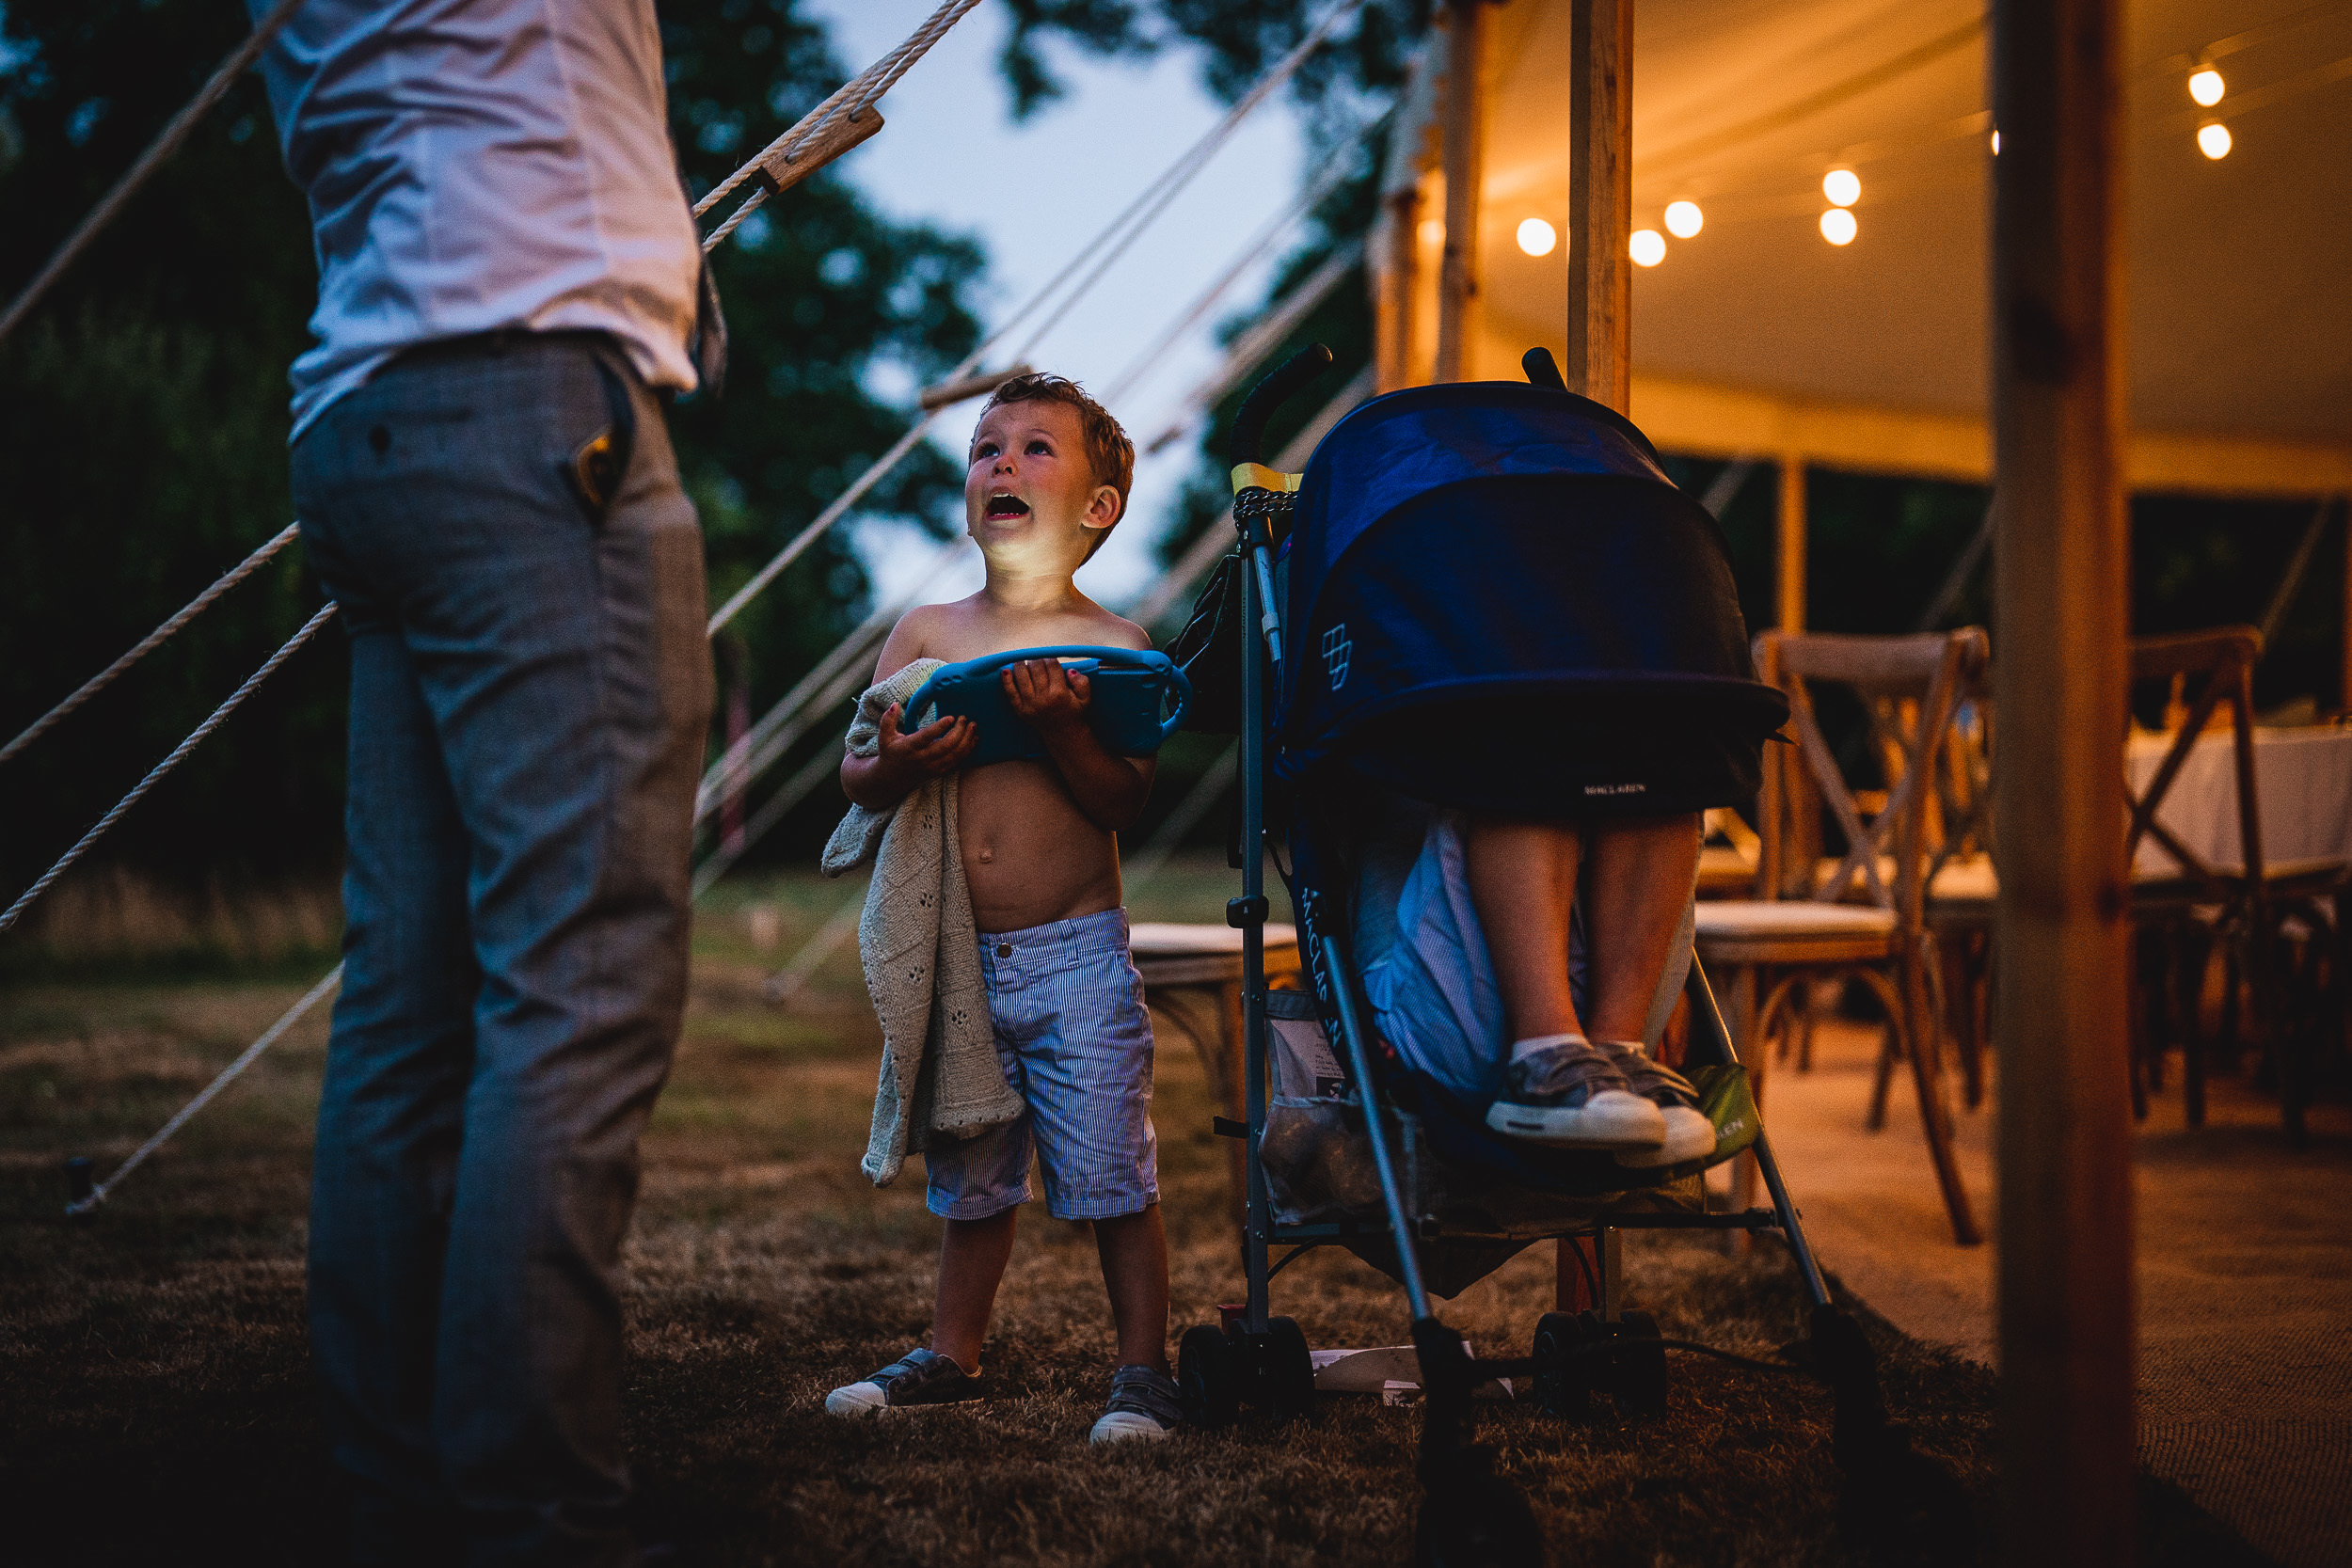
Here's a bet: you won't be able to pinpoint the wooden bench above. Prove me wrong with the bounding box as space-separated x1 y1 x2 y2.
1129 921 1302 1212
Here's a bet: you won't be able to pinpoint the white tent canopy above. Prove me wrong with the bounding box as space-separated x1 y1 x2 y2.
1401 0 2352 495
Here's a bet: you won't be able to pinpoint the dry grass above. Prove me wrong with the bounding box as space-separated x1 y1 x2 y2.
0 859 2270 1566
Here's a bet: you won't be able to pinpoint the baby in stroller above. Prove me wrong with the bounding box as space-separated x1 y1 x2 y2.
1362 805 1713 1164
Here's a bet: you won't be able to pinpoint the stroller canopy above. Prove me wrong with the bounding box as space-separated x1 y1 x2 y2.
1274 382 1788 818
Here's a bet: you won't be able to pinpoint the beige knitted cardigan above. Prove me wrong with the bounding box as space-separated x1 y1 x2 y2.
822 659 1024 1186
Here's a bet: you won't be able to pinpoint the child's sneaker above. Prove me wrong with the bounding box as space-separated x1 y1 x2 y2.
1595 1039 1717 1167
824 1347 982 1415
1089 1364 1182 1444
1486 1034 1667 1149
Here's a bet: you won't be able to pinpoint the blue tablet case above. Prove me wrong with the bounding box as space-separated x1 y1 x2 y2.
903 645 1191 769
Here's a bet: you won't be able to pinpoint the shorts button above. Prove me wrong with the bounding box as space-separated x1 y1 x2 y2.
996 943 1013 958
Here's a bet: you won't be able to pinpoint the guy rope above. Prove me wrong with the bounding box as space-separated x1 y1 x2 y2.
33 0 1374 1214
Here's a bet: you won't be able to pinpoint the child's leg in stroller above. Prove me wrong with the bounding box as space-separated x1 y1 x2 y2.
932 1209 1018 1373
1580 815 1703 1037
1093 1205 1171 1372
1466 814 1700 1043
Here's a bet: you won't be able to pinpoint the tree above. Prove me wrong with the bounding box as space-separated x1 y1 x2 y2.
0 0 988 909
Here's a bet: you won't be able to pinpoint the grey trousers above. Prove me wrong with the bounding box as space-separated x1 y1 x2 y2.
293 333 712 1567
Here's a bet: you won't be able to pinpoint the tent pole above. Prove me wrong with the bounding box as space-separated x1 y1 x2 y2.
1435 0 1487 383
1991 2 2136 1562
1564 0 1631 411
1555 0 1634 1314
2341 498 2351 711
1777 456 1807 632
1378 183 1422 393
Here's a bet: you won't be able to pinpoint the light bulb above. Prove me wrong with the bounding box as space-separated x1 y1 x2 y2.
1663 200 1704 238
1629 229 1666 267
1516 216 1558 257
1418 217 1444 246
2198 121 2232 159
1822 168 1861 208
1819 208 1857 246
2188 68 2224 106
1990 129 2000 154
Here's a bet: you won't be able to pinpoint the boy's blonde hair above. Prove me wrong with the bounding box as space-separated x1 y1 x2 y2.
975 372 1135 562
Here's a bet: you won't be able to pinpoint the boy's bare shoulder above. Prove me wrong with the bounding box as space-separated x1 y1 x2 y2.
1073 600 1152 652
873 600 958 682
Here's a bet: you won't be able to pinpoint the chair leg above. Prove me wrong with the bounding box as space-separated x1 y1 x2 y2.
1948 932 1985 1111
2173 923 2206 1129
1869 957 1980 1245
1797 975 1819 1072
2126 927 2153 1121
1867 980 1899 1132
2249 911 2306 1148
1727 964 1764 1220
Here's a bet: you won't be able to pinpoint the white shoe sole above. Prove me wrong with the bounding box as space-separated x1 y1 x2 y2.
1089 1411 1174 1444
1614 1106 1717 1168
824 1382 888 1416
1486 1088 1666 1149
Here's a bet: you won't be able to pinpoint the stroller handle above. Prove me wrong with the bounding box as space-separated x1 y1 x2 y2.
1228 342 1333 467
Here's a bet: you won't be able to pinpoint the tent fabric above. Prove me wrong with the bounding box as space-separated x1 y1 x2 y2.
1462 0 2352 449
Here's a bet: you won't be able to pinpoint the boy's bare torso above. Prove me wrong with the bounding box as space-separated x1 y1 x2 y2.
890 594 1153 932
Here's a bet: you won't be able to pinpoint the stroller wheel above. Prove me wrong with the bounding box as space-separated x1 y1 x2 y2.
1532 1311 1595 1420
1178 1324 1240 1429
1264 1316 1316 1422
1611 1310 1669 1418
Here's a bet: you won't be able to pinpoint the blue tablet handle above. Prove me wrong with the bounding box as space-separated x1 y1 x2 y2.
904 645 1192 759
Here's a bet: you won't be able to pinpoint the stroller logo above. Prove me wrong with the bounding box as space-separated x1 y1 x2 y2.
1322 624 1352 690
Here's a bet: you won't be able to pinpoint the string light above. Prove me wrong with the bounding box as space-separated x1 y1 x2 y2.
1629 229 1666 267
2198 121 2233 159
1516 216 1558 257
1990 129 2000 154
1820 208 1857 245
1663 199 1704 238
1418 217 1443 245
2188 67 2225 106
1822 168 1860 207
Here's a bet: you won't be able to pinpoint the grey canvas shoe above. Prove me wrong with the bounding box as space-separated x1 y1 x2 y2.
1089 1364 1182 1444
824 1347 983 1415
1595 1039 1717 1167
1486 1035 1667 1149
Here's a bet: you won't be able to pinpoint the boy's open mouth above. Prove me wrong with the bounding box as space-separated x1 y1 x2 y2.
984 493 1031 520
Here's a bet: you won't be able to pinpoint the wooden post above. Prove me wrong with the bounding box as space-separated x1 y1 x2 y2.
1435 0 1486 384
1557 0 1634 1310
1777 456 1807 631
1376 185 1422 394
2340 497 2351 711
1564 0 1632 410
1991 1 2136 1562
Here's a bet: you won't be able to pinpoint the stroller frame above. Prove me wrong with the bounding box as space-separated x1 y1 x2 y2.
1184 347 1956 1562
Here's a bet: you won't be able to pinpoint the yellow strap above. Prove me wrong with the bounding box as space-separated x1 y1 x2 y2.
1230 463 1303 496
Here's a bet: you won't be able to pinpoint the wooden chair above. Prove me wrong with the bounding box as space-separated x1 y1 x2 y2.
1695 628 1987 1246
2125 626 2345 1142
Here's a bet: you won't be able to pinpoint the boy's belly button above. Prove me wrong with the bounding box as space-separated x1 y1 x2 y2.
977 847 994 863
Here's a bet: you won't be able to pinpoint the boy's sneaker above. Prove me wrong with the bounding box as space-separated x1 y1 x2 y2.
1486 1035 1667 1150
1596 1039 1717 1167
824 1347 982 1416
1089 1364 1182 1444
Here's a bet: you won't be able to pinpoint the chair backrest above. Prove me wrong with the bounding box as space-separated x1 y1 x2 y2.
2125 626 2265 892
1752 628 1992 926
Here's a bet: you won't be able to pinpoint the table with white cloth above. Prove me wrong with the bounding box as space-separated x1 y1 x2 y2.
2125 724 2352 877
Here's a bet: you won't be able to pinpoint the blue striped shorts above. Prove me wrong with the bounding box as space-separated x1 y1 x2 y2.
923 906 1159 1222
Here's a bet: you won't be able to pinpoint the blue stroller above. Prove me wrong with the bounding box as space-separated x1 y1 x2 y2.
1171 345 1966 1564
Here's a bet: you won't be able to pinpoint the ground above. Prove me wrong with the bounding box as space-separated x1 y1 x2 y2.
0 859 2271 1565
